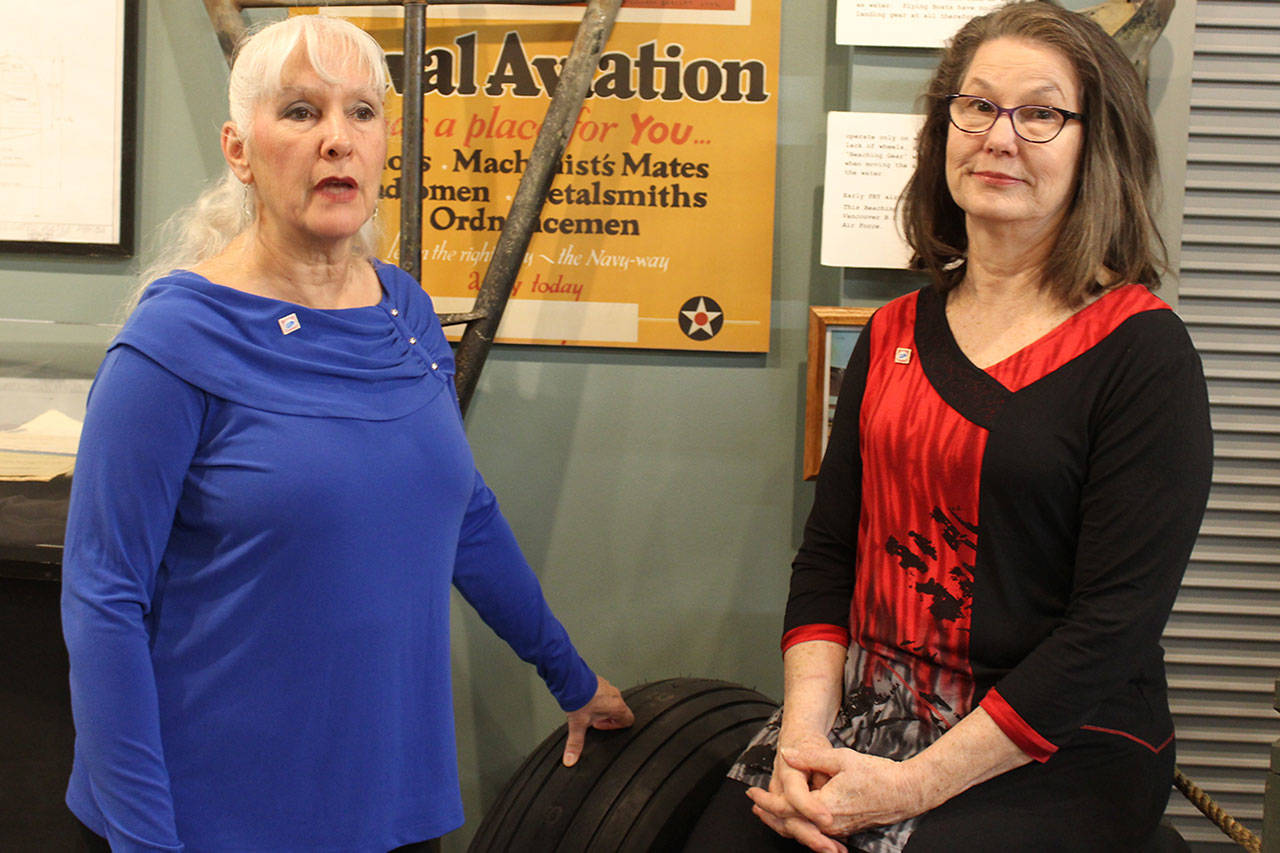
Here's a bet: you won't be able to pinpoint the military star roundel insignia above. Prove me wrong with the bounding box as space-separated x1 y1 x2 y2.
678 296 724 341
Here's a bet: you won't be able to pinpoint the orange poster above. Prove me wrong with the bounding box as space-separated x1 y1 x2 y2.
306 1 779 351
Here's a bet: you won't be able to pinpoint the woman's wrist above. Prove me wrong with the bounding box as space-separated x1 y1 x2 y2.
894 754 939 816
776 694 841 746
778 718 834 750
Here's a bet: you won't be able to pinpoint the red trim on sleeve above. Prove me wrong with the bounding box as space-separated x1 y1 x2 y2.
1079 726 1174 754
780 624 850 653
979 689 1058 763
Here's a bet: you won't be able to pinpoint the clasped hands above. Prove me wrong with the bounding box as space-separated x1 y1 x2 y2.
745 736 924 853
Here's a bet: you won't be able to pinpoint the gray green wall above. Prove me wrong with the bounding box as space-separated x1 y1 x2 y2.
0 2 1195 849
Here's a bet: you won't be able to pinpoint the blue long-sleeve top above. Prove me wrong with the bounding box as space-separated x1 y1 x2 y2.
61 261 598 852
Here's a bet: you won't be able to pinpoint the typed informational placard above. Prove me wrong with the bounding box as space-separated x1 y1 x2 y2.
820 111 922 270
835 0 1003 48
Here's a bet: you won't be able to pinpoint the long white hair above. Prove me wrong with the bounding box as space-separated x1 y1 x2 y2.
129 15 390 312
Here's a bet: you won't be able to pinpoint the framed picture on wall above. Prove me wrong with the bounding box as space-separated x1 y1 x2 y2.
0 0 138 256
804 306 874 480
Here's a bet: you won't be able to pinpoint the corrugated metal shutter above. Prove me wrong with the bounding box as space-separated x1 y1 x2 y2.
1165 1 1280 848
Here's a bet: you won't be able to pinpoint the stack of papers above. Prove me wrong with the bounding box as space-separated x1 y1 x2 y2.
0 409 82 481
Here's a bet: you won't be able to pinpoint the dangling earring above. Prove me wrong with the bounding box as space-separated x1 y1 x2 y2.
241 183 254 223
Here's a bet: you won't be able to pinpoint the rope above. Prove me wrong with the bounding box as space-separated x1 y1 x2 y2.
1173 766 1261 852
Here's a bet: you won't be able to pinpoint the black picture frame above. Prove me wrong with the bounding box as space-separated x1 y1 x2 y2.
0 0 139 257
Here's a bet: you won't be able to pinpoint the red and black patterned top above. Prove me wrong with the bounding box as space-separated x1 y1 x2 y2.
783 283 1211 761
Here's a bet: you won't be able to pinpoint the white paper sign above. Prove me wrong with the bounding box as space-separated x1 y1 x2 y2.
821 111 923 270
0 0 127 246
836 0 1004 48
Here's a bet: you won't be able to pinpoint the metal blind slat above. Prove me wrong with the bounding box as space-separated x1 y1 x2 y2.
1172 9 1280 847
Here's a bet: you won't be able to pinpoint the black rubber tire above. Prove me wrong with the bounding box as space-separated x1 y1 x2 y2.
467 677 778 853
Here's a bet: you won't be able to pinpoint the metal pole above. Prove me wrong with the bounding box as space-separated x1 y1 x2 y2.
399 2 426 284
203 0 248 65
452 0 623 415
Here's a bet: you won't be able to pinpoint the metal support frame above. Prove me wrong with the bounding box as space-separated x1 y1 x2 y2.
200 0 617 415
1078 0 1174 82
451 0 621 413
400 1 426 286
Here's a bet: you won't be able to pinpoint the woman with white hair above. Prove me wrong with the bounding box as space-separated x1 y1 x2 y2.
62 16 632 852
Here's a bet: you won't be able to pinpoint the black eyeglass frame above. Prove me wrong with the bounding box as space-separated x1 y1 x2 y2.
944 94 1085 143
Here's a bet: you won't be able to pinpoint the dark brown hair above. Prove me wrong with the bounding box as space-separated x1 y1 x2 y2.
899 0 1167 304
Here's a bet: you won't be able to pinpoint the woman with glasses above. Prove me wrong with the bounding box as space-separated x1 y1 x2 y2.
686 2 1210 851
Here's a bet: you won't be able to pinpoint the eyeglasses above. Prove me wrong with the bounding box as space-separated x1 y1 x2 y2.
945 94 1084 143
